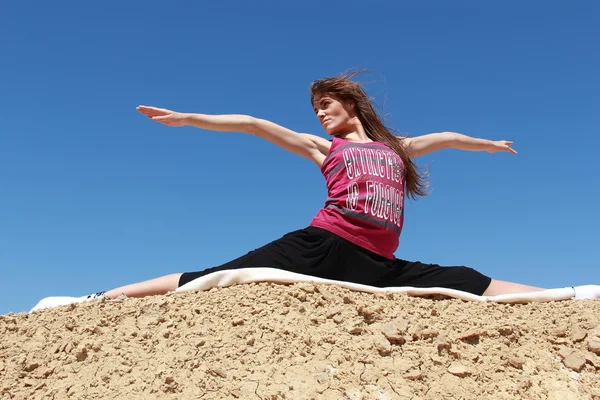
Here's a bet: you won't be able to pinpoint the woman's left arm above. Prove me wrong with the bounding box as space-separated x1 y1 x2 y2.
400 132 517 157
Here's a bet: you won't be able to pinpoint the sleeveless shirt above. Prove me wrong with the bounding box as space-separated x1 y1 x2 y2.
310 137 406 259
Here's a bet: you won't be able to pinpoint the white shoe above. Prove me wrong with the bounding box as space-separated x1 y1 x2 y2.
573 285 600 300
29 292 105 313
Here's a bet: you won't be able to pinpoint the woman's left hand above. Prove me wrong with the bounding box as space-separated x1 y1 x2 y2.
137 105 190 127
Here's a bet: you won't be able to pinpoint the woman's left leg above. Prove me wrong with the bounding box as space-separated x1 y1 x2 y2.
381 259 597 299
377 258 548 296
481 279 545 296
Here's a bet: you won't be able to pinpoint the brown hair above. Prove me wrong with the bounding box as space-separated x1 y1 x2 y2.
310 71 428 200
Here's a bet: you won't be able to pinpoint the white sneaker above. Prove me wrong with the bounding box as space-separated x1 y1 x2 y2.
573 285 600 300
29 292 106 313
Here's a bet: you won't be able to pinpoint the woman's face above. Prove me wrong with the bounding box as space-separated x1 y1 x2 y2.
313 94 354 136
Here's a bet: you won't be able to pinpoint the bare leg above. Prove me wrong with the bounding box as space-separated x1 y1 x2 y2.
482 279 545 296
103 273 183 299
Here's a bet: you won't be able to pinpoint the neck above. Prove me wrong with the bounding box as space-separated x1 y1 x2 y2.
336 118 371 142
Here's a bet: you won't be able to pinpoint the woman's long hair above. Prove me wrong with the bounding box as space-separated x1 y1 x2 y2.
310 71 428 200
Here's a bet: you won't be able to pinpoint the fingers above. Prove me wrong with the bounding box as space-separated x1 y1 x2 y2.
498 140 517 155
137 105 171 113
136 105 172 118
151 115 172 125
504 141 517 155
151 115 182 127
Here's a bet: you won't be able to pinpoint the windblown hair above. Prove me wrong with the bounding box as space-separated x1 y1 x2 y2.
310 71 428 199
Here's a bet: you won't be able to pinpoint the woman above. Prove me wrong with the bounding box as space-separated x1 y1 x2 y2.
30 73 598 312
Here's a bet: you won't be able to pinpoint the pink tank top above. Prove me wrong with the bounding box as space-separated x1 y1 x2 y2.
310 137 406 259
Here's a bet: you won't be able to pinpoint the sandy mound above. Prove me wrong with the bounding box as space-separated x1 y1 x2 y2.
1 283 600 400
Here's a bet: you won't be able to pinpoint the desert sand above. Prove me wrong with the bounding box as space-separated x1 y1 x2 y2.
1 282 600 399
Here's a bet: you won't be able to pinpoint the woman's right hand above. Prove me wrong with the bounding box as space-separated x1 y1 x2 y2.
486 140 517 155
137 106 190 127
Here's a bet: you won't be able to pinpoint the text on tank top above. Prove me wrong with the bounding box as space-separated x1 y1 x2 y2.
310 137 406 259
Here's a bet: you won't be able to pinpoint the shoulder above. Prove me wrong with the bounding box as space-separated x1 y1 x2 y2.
301 133 333 157
395 135 412 145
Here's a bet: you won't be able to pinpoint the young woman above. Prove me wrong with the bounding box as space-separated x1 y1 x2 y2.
30 73 598 312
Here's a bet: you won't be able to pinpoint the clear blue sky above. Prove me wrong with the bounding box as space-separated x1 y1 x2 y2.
1 1 598 314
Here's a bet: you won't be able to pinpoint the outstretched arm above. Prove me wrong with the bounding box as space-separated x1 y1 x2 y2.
137 106 330 166
400 132 517 158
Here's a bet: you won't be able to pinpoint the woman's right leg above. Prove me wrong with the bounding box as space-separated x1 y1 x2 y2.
103 273 183 299
104 227 339 300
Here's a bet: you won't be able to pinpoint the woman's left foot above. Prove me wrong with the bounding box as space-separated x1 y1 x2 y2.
573 285 600 300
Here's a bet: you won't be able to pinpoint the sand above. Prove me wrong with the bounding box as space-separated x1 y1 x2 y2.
1 282 599 399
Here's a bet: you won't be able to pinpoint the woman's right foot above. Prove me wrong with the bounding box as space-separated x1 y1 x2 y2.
29 291 106 313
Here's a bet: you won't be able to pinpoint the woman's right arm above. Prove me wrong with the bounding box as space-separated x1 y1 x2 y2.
137 106 329 166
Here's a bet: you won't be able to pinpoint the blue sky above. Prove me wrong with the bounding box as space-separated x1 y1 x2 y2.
1 1 598 314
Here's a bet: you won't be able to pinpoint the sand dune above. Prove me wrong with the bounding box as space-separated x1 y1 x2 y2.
2 282 599 399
